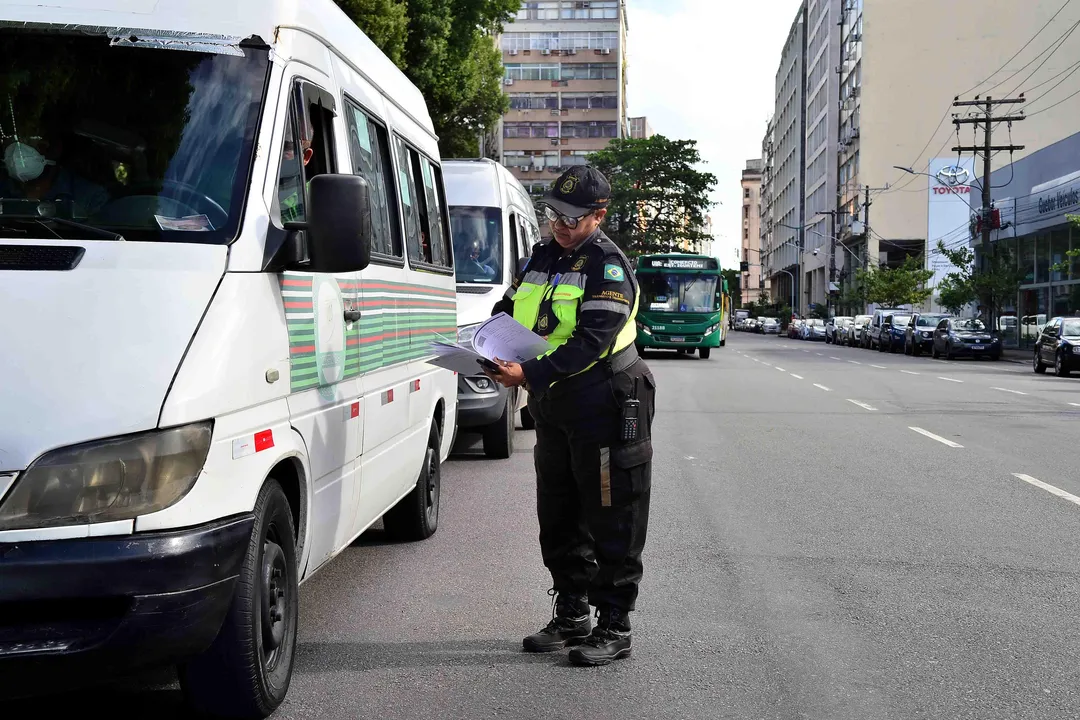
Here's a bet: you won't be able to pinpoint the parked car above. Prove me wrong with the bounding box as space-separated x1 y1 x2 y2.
865 308 904 349
847 314 872 347
803 318 827 341
761 317 781 335
878 313 912 353
788 318 806 339
754 316 769 334
1033 316 1080 376
825 316 852 344
904 312 951 356
931 317 1002 360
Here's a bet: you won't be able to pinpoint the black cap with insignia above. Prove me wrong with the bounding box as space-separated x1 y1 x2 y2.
541 165 611 218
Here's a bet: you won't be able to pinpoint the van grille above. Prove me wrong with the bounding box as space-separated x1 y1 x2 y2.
0 245 85 271
456 285 494 295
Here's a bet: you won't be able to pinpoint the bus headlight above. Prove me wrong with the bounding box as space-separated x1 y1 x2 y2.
0 423 212 531
705 324 720 336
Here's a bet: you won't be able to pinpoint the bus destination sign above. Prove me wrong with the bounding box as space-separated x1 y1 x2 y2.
645 257 718 270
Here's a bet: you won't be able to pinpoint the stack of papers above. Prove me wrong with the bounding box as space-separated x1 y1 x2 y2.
428 313 552 376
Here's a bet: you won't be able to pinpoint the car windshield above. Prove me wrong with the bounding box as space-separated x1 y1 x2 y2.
639 273 718 313
890 315 912 327
854 315 872 324
918 315 948 327
763 318 778 325
451 206 503 283
1 29 269 244
955 319 987 331
1061 318 1080 335
807 319 824 327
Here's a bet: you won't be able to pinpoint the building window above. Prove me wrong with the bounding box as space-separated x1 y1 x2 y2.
560 1 619 19
561 121 618 138
744 188 750 198
509 93 559 110
743 205 749 219
744 229 749 240
561 92 618 109
517 2 561 20
561 149 593 165
560 63 618 80
501 31 618 52
503 150 561 169
505 63 561 81
504 122 560 138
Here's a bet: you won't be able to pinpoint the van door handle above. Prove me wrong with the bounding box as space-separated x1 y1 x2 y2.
344 308 362 323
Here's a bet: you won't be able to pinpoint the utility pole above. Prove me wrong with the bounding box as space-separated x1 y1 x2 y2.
863 186 872 272
952 96 1025 327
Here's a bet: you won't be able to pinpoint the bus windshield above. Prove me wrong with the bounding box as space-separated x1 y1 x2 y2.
450 206 503 283
638 273 718 313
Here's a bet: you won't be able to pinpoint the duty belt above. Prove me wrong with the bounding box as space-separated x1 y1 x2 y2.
540 345 640 400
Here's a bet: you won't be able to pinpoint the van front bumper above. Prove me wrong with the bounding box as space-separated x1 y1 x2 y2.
0 514 253 687
456 374 509 428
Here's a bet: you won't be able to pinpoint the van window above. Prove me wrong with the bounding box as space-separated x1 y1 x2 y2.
343 100 402 258
393 137 451 269
451 207 503 283
275 81 336 226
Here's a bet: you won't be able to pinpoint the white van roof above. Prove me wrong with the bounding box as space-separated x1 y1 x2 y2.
443 159 534 210
3 0 433 136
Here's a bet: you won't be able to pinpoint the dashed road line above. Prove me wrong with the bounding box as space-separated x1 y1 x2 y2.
938 376 963 383
813 383 832 392
775 366 786 372
846 399 877 411
909 427 963 448
870 364 887 369
901 370 921 375
1070 403 1080 408
830 356 842 360
816 353 824 356
790 374 804 380
1012 474 1080 509
992 387 1028 395
849 360 862 365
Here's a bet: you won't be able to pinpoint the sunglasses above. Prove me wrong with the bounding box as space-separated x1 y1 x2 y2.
543 206 592 229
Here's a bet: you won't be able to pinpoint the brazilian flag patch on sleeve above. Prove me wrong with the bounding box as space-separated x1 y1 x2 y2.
603 263 625 282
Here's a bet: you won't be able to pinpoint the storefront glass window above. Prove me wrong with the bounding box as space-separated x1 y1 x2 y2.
1018 235 1036 285
1018 287 1048 348
1035 232 1050 284
1071 225 1080 281
1052 284 1076 316
1051 229 1069 283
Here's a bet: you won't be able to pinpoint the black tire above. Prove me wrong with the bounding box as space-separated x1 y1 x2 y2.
904 340 912 356
912 342 922 357
1055 351 1071 377
1034 350 1047 374
179 479 298 720
520 404 536 430
383 423 441 542
699 347 712 359
945 343 955 361
932 343 940 360
719 337 726 347
482 392 514 459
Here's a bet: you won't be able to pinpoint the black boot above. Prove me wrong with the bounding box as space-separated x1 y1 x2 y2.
522 590 591 653
568 607 631 666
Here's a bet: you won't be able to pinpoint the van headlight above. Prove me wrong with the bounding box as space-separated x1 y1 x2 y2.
457 323 481 348
0 422 212 531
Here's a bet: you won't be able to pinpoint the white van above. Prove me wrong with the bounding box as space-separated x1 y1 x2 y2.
444 159 541 458
0 2 456 716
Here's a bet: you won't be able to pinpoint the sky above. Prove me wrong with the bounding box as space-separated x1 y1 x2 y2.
625 0 804 269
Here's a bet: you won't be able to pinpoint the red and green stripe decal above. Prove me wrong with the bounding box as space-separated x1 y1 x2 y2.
281 273 456 392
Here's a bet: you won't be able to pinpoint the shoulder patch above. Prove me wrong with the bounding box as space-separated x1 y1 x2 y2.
571 255 588 271
603 263 625 282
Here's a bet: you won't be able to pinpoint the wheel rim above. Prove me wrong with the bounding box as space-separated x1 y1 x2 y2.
1034 353 1039 370
260 529 291 670
424 446 439 522
1057 354 1063 373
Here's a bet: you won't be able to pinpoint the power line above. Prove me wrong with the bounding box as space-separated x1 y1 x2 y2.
1027 83 1080 116
1003 18 1080 97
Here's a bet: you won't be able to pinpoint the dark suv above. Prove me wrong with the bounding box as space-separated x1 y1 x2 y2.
905 312 951 356
1033 316 1080 377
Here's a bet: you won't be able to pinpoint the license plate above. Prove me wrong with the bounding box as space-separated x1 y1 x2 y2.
670 336 685 343
1073 346 1080 354
972 345 984 350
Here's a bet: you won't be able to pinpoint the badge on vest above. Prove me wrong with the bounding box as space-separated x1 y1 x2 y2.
603 263 625 282
538 314 550 332
572 255 588 272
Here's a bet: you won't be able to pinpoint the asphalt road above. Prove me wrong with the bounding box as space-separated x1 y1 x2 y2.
5 333 1080 719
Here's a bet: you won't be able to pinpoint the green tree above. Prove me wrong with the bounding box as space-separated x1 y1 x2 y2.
336 0 518 157
721 269 740 305
859 256 934 308
935 274 975 315
936 240 1023 323
587 136 718 258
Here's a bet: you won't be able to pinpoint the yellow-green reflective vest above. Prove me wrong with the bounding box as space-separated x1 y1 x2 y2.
512 268 639 382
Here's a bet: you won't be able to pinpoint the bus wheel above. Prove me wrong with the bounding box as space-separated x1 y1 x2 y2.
699 347 712 359
179 478 298 719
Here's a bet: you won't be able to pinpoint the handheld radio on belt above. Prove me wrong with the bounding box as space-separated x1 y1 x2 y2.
620 377 640 442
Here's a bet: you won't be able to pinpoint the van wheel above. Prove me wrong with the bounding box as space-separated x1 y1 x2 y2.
699 347 712 359
179 479 298 720
520 404 536 430
384 423 441 541
482 392 515 459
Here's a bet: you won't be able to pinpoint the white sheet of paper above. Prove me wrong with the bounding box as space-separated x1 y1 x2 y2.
427 341 492 375
470 313 552 363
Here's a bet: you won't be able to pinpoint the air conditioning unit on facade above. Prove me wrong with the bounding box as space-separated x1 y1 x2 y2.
509 49 519 56
569 48 578 55
504 78 514 86
600 48 612 55
550 109 560 115
541 49 552 55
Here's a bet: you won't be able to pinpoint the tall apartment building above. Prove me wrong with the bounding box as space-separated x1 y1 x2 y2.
760 6 806 312
761 0 1080 315
628 116 654 139
741 159 764 306
497 1 629 201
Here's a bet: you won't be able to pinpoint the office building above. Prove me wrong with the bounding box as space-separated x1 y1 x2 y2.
741 159 764 305
760 5 806 312
497 1 629 200
628 116 654 139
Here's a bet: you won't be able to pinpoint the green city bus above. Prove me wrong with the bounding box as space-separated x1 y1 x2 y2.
633 253 727 359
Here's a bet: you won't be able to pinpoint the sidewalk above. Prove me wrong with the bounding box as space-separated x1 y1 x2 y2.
1000 347 1029 365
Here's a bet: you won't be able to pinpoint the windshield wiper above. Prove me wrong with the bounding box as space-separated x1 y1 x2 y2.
0 215 124 242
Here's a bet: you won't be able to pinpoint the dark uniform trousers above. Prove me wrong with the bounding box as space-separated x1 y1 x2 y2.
528 356 656 612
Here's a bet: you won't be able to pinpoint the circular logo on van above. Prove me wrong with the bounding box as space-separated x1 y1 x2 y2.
313 274 346 395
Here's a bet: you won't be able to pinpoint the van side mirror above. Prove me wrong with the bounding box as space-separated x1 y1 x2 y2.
296 174 372 273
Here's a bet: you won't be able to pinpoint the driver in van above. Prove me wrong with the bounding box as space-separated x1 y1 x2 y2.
1 131 109 218
464 238 496 277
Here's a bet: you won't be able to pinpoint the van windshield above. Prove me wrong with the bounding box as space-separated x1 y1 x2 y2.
451 206 503 283
0 30 269 244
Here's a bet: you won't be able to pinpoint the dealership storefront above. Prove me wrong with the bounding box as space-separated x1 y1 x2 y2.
978 131 1080 348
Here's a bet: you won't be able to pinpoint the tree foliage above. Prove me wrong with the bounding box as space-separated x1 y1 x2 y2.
935 240 1023 322
586 136 718 258
934 274 974 315
336 0 518 157
854 257 934 308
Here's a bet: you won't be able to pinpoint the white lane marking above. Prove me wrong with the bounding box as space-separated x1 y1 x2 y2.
1012 474 1080 509
870 364 887 369
938 376 963 383
775 366 786 372
909 427 963 448
849 360 862 365
790 374 804 380
1070 403 1080 407
992 387 1028 395
816 353 824 356
847 399 877 411
813 383 832 392
803 349 810 353
901 370 921 375
830 356 842 360
761 362 773 367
